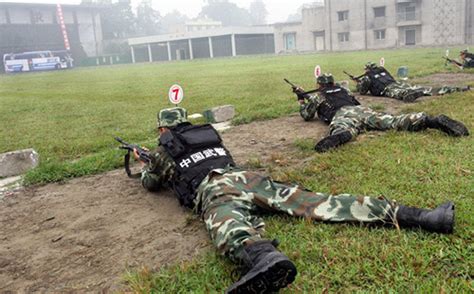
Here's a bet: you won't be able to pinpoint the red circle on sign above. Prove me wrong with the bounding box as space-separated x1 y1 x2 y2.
380 57 385 67
168 84 184 105
314 65 321 78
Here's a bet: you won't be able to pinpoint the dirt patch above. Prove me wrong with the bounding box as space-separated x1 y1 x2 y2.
0 73 467 291
412 73 473 87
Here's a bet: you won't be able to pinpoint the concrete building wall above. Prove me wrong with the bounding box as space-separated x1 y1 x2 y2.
8 7 30 24
275 0 472 53
76 10 102 56
0 3 104 72
328 0 367 51
467 0 474 43
0 8 7 24
273 22 304 53
301 6 326 52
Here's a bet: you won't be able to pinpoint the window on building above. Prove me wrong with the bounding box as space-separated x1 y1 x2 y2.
0 9 7 24
338 32 350 42
284 33 296 50
337 10 349 21
374 29 386 40
374 6 386 18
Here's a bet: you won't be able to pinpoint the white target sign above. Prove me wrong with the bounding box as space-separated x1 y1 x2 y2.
314 65 321 78
168 84 184 105
380 57 385 67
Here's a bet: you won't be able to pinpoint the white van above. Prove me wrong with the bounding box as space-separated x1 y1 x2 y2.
3 51 65 73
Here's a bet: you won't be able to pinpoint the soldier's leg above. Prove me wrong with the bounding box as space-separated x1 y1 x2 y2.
247 174 454 234
358 108 469 136
384 83 424 102
315 106 363 152
198 171 266 260
251 177 395 223
431 85 470 95
357 107 428 132
197 170 297 293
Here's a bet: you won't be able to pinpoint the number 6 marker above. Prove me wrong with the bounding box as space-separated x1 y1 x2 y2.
168 84 184 105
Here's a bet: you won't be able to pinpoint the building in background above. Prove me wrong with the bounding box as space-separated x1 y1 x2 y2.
168 17 223 34
274 0 474 53
128 26 274 63
0 2 103 71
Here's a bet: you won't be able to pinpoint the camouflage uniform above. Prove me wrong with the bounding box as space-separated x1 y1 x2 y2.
138 107 457 292
460 50 474 68
142 153 396 261
300 95 427 138
358 76 462 101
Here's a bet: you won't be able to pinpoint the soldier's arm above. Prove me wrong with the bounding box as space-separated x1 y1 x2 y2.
357 76 371 95
140 146 176 191
299 94 323 121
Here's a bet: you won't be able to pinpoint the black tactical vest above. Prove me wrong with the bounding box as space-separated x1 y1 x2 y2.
159 123 235 208
465 53 474 67
366 67 396 96
317 85 361 123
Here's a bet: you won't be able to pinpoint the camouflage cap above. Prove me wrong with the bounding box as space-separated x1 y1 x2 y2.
365 62 377 69
158 107 188 128
460 49 468 54
317 73 335 85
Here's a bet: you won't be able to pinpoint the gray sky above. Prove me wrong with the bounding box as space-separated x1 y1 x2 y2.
0 0 316 23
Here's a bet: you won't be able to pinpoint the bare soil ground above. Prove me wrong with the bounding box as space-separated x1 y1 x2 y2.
0 73 471 292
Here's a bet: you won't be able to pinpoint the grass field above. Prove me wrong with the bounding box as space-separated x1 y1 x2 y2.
1 47 473 292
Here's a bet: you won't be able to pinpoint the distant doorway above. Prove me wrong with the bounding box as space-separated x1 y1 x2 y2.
313 31 325 51
284 33 296 50
176 49 186 60
405 29 416 45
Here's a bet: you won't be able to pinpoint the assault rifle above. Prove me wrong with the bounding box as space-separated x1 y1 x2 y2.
443 57 463 68
283 79 319 97
115 137 151 178
343 71 365 82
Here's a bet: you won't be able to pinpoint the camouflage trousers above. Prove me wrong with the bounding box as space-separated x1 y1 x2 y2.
358 77 463 99
329 105 426 137
195 168 396 262
384 82 462 100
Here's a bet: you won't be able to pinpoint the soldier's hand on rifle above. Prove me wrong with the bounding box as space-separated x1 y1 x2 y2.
294 87 304 94
133 147 149 167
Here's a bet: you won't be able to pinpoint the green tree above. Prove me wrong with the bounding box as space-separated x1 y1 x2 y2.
200 0 251 26
161 10 190 34
83 0 137 39
136 0 161 36
249 0 268 25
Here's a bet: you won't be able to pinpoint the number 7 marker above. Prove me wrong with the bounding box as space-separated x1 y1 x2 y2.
168 84 184 105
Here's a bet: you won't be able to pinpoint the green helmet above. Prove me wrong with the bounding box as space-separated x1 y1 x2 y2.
317 73 335 85
158 107 188 128
365 62 377 69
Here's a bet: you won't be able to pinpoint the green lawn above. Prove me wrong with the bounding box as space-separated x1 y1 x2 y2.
1 47 473 292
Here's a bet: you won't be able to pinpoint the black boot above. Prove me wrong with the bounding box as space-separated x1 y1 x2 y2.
396 201 455 234
403 89 424 102
460 85 471 92
425 115 469 136
315 131 353 153
226 240 297 294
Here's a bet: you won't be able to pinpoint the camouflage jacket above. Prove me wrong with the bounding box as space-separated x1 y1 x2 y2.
299 83 352 121
141 146 175 191
299 94 324 121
